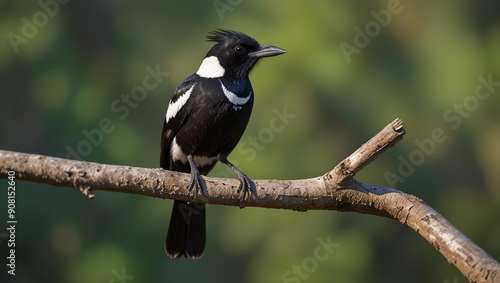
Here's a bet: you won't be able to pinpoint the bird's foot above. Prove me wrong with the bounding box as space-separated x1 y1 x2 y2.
221 157 257 202
187 155 207 199
234 170 257 202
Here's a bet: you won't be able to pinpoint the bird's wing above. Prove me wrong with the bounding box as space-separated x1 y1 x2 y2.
160 76 197 169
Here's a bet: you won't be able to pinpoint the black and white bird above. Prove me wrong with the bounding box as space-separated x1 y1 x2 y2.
160 29 286 259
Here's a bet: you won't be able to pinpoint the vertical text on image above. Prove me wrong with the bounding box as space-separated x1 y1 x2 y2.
6 170 17 276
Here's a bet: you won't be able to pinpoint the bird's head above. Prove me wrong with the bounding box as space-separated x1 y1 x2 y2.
196 29 286 80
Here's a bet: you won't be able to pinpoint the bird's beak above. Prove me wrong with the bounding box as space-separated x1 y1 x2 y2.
249 45 286 58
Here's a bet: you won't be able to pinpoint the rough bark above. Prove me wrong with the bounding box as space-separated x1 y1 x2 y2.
0 118 498 282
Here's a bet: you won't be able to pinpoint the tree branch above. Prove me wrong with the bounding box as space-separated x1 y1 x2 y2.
0 118 498 282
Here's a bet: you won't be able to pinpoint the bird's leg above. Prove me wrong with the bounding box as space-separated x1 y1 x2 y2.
187 155 207 199
220 157 257 201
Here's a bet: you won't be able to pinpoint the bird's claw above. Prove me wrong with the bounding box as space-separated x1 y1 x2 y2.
235 171 257 202
187 155 207 199
220 157 257 203
188 170 207 199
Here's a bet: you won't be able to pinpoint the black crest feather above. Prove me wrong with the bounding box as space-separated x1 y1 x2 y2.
206 29 258 46
207 29 238 42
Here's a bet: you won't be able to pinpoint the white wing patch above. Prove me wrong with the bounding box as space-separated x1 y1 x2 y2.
219 79 252 106
196 56 225 78
165 84 195 123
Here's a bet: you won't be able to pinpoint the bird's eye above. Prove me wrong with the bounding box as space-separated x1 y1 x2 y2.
235 45 245 53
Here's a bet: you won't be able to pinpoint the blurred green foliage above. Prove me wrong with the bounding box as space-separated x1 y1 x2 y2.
1 0 500 282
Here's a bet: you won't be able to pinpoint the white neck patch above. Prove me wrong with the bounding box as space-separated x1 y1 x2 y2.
196 56 225 78
219 79 252 106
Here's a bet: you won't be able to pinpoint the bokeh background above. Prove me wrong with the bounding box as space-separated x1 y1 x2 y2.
1 0 500 282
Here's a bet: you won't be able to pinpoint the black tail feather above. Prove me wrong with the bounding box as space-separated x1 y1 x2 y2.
166 200 206 259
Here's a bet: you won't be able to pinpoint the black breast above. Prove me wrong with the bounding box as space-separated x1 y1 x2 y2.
173 77 254 160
